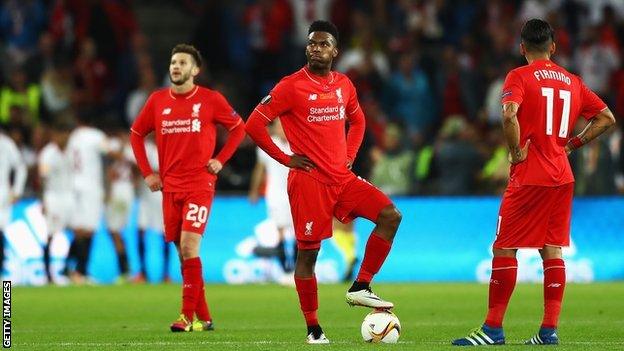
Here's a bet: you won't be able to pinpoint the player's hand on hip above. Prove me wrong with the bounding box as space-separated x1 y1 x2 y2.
288 154 315 171
206 159 223 174
509 139 531 164
346 158 353 170
145 173 163 192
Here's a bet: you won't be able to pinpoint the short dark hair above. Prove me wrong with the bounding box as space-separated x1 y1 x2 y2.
521 19 555 53
308 20 339 43
171 44 202 67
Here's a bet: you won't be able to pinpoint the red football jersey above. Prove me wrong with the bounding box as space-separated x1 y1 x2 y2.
253 66 364 184
501 59 607 187
131 86 242 192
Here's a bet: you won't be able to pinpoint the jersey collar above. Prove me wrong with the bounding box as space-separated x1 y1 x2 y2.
530 59 554 67
302 66 335 87
169 85 199 99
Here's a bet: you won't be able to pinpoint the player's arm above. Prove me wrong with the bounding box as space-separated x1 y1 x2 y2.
345 81 365 169
210 92 246 174
129 94 161 191
502 101 530 164
565 108 616 154
245 83 314 171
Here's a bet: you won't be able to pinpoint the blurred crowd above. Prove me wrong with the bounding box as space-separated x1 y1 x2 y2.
1 0 623 196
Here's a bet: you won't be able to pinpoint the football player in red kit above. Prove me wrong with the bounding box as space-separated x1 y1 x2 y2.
130 44 245 332
245 21 402 344
452 19 615 346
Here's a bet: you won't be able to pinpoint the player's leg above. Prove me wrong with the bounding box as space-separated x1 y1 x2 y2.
294 245 328 344
452 247 516 346
453 185 554 346
135 228 147 282
163 239 171 282
288 171 332 343
180 192 214 331
525 183 572 345
110 229 129 282
336 177 399 309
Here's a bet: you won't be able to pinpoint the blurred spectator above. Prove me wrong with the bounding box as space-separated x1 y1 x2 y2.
0 68 41 126
433 116 484 195
337 25 389 78
370 123 414 195
0 0 47 66
384 51 433 143
244 0 292 96
73 37 110 107
574 25 620 97
480 128 509 194
40 57 74 114
436 45 480 121
126 68 157 125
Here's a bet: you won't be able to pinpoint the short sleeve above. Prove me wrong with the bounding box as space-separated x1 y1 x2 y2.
131 93 156 137
212 91 243 130
253 79 292 122
501 70 524 106
579 80 607 120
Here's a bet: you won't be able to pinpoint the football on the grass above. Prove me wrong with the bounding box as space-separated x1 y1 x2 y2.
360 310 401 343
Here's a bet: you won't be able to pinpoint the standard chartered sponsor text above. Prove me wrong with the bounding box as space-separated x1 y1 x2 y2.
162 119 193 134
307 106 343 122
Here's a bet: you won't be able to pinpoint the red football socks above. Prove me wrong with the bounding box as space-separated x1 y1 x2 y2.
195 281 212 322
356 233 391 283
485 257 518 328
295 276 319 326
181 257 202 321
542 258 566 329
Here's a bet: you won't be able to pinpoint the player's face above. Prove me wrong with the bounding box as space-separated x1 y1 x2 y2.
169 53 199 86
306 32 338 70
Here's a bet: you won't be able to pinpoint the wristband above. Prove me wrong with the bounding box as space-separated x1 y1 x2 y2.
569 136 583 150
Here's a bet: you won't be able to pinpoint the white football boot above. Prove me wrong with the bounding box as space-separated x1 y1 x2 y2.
346 287 394 309
306 332 330 344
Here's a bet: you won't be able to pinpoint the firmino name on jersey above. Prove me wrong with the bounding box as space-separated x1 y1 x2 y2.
533 69 571 85
307 106 345 122
161 119 201 134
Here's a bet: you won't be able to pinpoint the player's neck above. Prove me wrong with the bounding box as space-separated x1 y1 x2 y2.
525 53 551 65
306 64 331 77
170 82 196 95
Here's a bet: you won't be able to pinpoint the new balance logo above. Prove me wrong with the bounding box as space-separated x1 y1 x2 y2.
308 94 318 101
163 108 172 115
547 283 562 288
305 221 313 236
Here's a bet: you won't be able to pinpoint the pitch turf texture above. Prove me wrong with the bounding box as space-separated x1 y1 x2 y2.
15 283 624 350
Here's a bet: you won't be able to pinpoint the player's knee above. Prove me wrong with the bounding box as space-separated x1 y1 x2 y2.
179 243 198 260
377 206 402 233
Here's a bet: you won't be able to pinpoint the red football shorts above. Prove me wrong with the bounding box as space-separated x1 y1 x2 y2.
162 191 214 242
493 183 574 249
288 171 393 250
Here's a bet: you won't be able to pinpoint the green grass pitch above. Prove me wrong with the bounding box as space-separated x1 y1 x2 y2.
14 282 624 350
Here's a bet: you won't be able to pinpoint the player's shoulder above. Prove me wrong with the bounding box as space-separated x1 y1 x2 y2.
196 85 226 100
276 69 303 87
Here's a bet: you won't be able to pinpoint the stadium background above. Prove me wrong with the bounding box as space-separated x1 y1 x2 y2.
2 0 624 285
